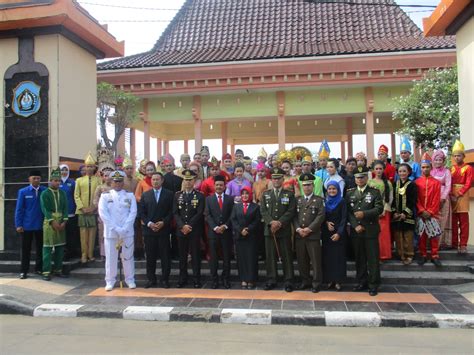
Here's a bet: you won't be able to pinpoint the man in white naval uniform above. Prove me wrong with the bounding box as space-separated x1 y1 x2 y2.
98 171 137 291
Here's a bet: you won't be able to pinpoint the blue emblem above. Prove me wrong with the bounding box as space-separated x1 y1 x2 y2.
12 81 41 118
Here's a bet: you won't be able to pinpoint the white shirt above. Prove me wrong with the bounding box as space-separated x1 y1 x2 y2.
98 189 137 239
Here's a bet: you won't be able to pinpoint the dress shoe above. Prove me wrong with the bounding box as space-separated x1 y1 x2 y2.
284 284 294 293
263 283 275 291
127 282 137 289
105 283 114 291
296 283 311 290
417 257 427 266
247 283 255 290
223 281 231 289
311 284 321 293
160 281 170 289
326 282 335 290
144 281 157 289
211 282 219 289
369 288 378 296
42 274 51 281
431 258 442 267
353 284 368 292
176 282 186 288
19 273 27 279
194 281 202 289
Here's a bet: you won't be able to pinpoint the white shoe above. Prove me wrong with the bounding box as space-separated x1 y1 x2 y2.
127 282 136 289
105 284 114 291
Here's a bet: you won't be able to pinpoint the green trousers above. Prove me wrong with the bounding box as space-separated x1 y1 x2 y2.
265 235 294 284
352 236 380 289
42 245 64 275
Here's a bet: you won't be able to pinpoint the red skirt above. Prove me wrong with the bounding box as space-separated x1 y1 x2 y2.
378 212 392 260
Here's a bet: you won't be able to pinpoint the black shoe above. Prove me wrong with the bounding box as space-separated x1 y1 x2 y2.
417 257 427 266
311 284 321 293
223 281 231 289
247 283 255 290
296 283 311 290
211 281 219 289
326 282 335 290
432 258 442 267
194 281 202 289
54 271 69 278
284 284 294 293
369 288 378 296
160 281 170 289
42 274 51 281
144 281 157 289
176 282 186 288
19 273 27 279
353 284 368 292
264 283 275 291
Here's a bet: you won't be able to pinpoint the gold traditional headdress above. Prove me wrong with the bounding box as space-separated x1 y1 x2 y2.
84 151 96 165
452 140 465 154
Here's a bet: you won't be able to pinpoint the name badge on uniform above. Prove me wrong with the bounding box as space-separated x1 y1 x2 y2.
25 195 33 199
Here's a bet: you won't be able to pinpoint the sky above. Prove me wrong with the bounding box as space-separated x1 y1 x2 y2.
80 0 441 163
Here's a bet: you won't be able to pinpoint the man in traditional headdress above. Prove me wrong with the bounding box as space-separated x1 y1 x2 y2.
315 140 330 182
122 157 138 193
74 152 101 263
416 153 442 266
40 168 69 280
234 149 244 162
450 140 473 254
174 154 191 179
299 156 323 197
399 136 421 180
200 146 212 179
377 145 396 182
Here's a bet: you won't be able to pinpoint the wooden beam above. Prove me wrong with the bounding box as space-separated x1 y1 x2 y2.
365 88 375 162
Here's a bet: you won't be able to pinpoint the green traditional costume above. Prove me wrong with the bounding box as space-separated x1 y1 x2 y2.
40 168 69 278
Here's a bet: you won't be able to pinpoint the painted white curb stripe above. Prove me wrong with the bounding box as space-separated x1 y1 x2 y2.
433 314 474 329
123 306 174 321
34 304 84 317
221 308 271 325
325 311 381 327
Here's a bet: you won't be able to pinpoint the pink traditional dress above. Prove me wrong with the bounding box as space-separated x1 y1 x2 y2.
430 150 452 249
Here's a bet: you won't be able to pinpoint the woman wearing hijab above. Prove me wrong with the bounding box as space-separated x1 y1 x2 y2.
230 186 261 289
59 164 78 260
322 181 347 291
431 150 452 249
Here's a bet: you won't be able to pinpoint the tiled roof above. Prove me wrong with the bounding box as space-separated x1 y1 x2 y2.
98 0 455 70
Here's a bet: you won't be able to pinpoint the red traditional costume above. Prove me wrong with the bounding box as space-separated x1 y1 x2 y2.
450 140 473 251
416 153 442 260
375 144 396 182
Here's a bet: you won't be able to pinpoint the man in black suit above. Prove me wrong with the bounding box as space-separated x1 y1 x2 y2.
139 172 174 288
204 175 234 289
173 170 205 288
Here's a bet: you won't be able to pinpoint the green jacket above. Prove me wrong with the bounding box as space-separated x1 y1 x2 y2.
345 185 383 238
293 195 325 240
260 189 296 238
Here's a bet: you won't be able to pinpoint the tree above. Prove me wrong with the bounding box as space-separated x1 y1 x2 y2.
97 82 139 155
392 66 459 151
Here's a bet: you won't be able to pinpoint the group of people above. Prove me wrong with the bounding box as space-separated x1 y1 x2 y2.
14 138 472 297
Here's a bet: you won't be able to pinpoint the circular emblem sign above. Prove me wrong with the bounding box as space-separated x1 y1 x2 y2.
12 81 41 118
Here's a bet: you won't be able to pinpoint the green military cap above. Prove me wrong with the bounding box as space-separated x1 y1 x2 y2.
111 170 125 181
49 167 61 180
270 167 284 179
354 166 370 178
299 173 315 184
182 169 197 180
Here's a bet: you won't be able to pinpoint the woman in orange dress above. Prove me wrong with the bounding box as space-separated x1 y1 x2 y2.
281 160 300 198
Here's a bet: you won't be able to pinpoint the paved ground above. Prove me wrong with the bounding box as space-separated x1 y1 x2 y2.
1 274 473 315
1 315 473 354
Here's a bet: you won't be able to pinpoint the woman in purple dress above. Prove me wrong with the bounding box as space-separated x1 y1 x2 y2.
225 162 252 203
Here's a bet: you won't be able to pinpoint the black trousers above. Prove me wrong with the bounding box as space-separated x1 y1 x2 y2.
65 216 80 259
144 234 171 283
178 233 201 283
20 230 43 274
208 234 233 282
352 235 381 289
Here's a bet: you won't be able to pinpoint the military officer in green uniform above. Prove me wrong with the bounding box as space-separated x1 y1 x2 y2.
346 166 384 296
260 168 296 292
173 169 205 288
294 173 325 293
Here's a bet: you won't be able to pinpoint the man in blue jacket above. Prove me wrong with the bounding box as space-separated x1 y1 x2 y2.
15 170 46 279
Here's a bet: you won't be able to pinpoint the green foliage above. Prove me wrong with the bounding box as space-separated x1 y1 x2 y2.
97 82 139 154
392 67 459 151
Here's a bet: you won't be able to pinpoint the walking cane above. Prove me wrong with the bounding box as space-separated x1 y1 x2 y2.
116 239 124 289
272 231 282 262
